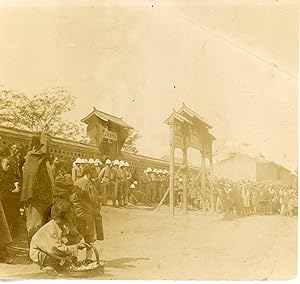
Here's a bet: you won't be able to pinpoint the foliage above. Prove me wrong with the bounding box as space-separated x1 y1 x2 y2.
0 84 88 141
121 129 140 155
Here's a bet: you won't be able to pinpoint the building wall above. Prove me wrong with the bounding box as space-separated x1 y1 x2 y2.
214 154 257 181
0 125 200 176
0 126 101 171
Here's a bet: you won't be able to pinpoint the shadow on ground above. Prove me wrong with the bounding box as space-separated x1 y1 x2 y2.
106 257 150 269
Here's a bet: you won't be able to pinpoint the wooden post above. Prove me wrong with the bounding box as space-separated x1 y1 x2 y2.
182 134 188 215
169 122 175 216
209 157 214 180
209 156 215 211
155 167 182 212
201 143 206 192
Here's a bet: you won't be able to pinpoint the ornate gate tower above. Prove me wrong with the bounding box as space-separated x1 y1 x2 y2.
81 107 133 160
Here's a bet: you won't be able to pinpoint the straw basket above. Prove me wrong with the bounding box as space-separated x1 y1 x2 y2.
68 243 105 277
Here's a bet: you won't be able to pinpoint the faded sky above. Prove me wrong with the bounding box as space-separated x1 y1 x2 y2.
0 0 298 170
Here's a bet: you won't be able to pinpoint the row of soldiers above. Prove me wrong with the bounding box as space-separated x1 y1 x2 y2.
72 158 135 207
140 167 169 205
71 158 172 207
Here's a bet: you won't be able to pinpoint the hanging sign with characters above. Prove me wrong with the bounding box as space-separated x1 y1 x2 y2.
103 129 118 141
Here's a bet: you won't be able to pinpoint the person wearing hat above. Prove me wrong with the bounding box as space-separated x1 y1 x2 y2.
157 170 164 203
94 159 103 175
110 160 121 207
98 159 112 206
128 184 138 205
72 157 84 183
144 168 152 204
140 169 148 202
150 168 159 204
118 161 126 207
73 164 104 265
123 162 131 206
162 170 169 204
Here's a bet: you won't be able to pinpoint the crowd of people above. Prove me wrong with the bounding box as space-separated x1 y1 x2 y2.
188 176 298 217
0 132 298 272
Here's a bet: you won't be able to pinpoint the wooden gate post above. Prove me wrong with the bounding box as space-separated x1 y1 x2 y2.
182 134 188 215
201 143 206 192
169 122 175 216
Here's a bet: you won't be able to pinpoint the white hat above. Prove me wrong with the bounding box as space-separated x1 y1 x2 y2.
163 169 168 174
75 157 84 164
124 161 129 167
88 158 95 164
105 159 112 165
153 168 158 173
119 160 125 168
179 178 183 182
157 169 163 174
113 159 120 166
130 184 135 189
94 158 102 165
146 167 152 173
133 180 138 185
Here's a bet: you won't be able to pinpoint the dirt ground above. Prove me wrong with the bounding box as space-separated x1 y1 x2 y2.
0 205 297 280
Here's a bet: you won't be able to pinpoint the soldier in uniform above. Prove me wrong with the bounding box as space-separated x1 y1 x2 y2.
94 159 102 176
124 162 131 206
157 169 164 203
118 161 126 207
71 157 84 183
98 159 112 206
110 160 120 207
144 168 152 205
151 168 158 203
162 170 169 204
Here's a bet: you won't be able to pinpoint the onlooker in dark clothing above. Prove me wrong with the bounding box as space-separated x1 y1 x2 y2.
21 133 53 242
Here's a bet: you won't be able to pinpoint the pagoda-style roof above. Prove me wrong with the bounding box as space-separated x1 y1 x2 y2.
178 103 212 129
164 110 193 125
81 107 133 129
207 132 216 141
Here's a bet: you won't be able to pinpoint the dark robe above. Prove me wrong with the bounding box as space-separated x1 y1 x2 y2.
21 133 52 206
73 177 104 243
0 201 12 245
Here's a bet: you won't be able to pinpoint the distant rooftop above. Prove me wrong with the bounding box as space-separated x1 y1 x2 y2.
81 107 133 129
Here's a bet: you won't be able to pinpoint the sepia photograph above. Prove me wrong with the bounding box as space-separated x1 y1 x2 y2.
0 0 298 280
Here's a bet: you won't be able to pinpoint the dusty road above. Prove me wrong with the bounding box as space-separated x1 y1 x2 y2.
0 205 297 280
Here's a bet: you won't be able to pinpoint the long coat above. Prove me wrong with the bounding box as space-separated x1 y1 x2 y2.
73 177 104 243
21 133 52 205
0 201 12 245
0 166 14 202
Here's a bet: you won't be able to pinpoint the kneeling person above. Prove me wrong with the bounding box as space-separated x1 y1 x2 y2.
29 199 87 272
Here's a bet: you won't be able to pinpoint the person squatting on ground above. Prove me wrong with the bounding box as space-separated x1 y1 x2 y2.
29 198 89 273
